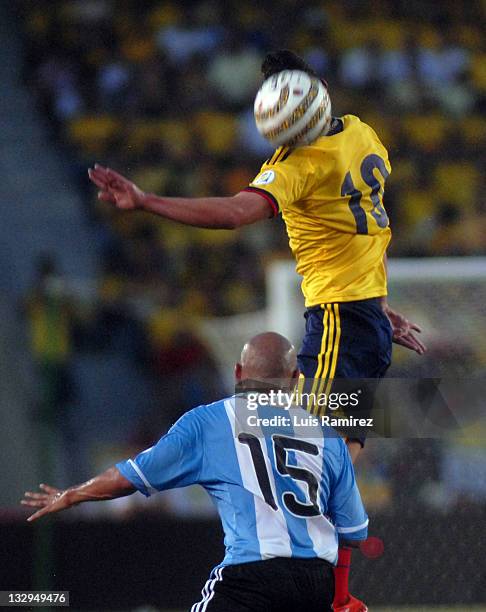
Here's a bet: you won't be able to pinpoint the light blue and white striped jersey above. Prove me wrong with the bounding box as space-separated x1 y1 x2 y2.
116 396 368 566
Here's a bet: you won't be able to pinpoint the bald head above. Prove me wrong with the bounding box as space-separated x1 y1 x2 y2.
236 332 298 385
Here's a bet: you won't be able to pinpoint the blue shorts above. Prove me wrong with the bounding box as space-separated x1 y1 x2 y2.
297 298 393 445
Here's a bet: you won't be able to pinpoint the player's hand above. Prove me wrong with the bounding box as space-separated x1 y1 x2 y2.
21 484 73 522
384 306 426 355
88 164 146 210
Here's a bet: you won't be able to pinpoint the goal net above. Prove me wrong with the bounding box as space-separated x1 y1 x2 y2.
200 257 486 388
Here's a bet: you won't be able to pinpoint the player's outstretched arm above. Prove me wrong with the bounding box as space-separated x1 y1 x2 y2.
88 164 272 229
21 467 135 522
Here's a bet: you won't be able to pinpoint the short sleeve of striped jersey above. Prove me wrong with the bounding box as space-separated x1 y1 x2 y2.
116 411 203 497
244 147 314 214
327 441 369 540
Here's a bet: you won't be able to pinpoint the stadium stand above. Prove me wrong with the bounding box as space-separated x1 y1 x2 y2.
15 0 486 412
0 2 483 608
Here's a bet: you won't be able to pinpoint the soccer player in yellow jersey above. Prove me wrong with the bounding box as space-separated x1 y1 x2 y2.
248 113 391 306
89 49 425 612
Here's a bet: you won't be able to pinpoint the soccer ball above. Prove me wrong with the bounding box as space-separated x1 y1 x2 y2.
254 70 332 148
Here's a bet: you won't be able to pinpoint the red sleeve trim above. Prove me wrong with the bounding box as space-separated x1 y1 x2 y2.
242 187 280 217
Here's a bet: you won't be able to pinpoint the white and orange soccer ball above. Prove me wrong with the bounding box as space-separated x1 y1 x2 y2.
254 70 332 148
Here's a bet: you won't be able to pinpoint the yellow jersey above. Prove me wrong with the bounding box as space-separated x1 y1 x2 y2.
246 114 392 306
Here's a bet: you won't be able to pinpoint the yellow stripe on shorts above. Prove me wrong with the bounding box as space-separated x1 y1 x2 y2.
315 303 342 416
307 304 331 415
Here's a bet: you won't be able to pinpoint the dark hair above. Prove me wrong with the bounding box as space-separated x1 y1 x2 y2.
261 49 318 80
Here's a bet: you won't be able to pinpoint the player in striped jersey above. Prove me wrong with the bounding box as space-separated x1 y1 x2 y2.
22 332 369 611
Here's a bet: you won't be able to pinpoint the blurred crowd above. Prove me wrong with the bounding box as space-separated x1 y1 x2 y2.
15 1 486 512
19 1 486 316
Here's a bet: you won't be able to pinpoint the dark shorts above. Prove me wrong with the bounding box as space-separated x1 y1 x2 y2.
192 557 334 611
297 298 393 444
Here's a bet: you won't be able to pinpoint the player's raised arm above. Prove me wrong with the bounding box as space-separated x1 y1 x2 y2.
21 467 135 522
88 164 273 229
